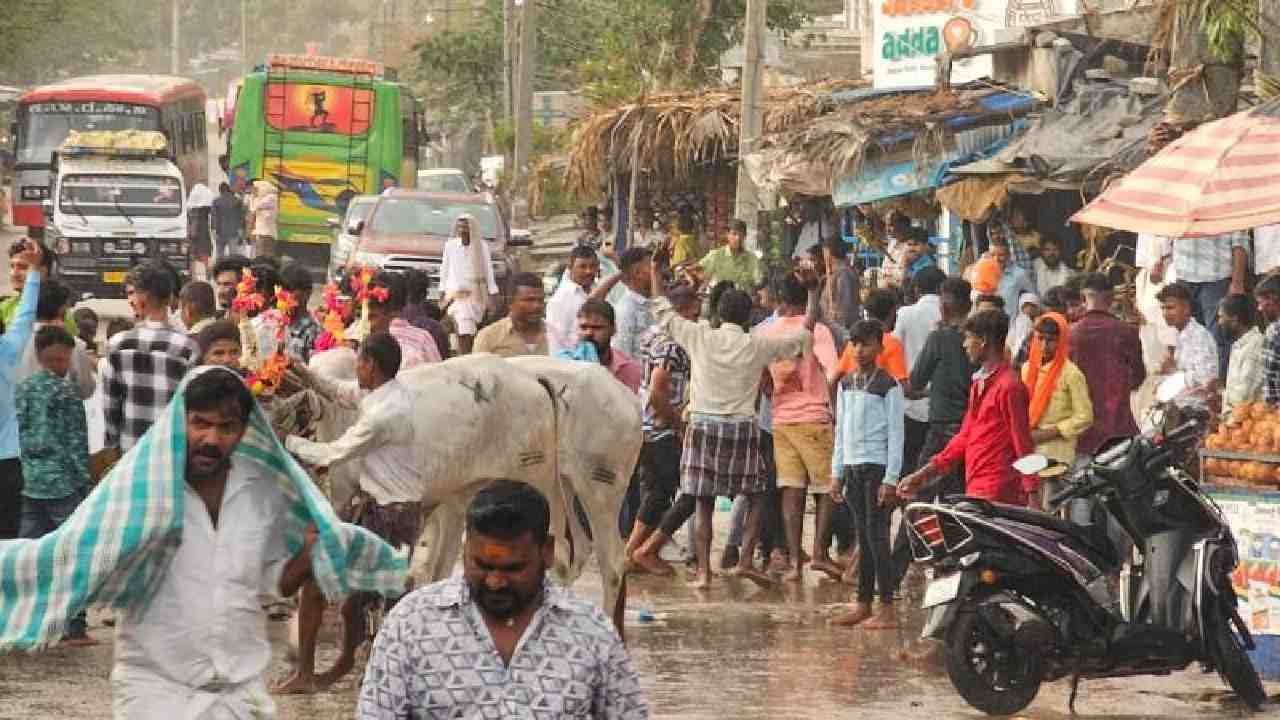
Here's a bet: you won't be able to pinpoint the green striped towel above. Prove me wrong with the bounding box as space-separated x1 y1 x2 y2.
0 366 408 651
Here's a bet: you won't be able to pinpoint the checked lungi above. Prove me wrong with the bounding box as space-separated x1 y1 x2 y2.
680 414 764 497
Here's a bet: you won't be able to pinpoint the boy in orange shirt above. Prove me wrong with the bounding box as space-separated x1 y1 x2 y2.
831 289 908 382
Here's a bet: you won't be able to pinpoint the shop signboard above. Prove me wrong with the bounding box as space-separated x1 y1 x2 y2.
872 0 1079 90
1210 487 1280 636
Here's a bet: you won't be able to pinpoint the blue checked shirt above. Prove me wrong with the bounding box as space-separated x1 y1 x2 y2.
1264 321 1280 406
1171 231 1250 283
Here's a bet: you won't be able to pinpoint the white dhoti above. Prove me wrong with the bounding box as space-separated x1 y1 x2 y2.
113 669 275 720
447 291 486 336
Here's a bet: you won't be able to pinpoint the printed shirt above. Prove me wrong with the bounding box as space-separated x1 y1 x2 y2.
611 285 652 360
639 327 690 442
1175 318 1220 389
697 246 762 290
1069 310 1146 455
113 456 292 717
894 294 942 422
286 377 420 506
756 315 837 426
102 320 199 452
1225 327 1265 416
356 576 648 720
473 316 549 358
910 325 977 425
15 370 90 500
1265 321 1280 407
1170 231 1249 283
930 363 1038 504
546 280 590 356
390 317 442 368
832 368 906 484
284 314 323 365
1028 360 1094 466
655 297 810 417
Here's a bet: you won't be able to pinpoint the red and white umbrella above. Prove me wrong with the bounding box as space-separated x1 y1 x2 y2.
1072 100 1280 237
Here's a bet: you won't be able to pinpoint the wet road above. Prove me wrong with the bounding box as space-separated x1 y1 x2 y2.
1 540 1275 720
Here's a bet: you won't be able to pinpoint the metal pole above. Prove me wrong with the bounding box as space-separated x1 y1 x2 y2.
171 0 181 75
512 0 535 229
734 0 767 250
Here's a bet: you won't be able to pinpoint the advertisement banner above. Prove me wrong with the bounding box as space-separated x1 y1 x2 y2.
1211 488 1280 636
872 0 1078 90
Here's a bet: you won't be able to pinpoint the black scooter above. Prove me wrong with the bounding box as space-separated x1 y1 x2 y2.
904 375 1266 715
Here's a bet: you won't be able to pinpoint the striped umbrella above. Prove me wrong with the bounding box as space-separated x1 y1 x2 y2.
1072 100 1280 237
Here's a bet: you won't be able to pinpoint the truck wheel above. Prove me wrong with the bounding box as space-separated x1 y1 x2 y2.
946 600 1043 716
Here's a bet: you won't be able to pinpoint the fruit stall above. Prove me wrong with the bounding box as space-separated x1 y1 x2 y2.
1200 402 1280 678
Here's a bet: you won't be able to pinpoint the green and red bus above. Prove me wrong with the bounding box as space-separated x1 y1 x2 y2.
225 54 423 273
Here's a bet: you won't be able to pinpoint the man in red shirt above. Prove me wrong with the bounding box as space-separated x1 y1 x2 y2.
898 309 1039 508
1070 272 1145 457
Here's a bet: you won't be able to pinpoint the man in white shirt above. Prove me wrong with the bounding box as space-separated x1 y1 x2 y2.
1219 293 1265 416
1158 282 1220 390
440 214 498 355
112 369 318 718
546 245 602 355
894 267 945 470
282 332 422 693
1033 235 1075 298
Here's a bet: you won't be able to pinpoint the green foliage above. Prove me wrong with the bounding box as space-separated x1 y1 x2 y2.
1185 0 1254 63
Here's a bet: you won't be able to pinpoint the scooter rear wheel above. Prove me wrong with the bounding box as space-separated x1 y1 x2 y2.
946 600 1043 716
1208 617 1266 710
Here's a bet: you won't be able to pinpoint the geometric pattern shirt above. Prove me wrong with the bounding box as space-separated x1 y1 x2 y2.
15 370 90 500
1264 321 1280 407
638 327 690 443
102 320 199 451
357 575 649 719
1175 318 1220 389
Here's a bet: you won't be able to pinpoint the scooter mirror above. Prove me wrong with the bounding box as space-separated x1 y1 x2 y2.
1156 372 1189 404
1012 454 1050 476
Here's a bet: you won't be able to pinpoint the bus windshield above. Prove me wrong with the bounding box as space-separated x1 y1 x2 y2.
60 174 182 218
19 103 160 165
370 198 501 239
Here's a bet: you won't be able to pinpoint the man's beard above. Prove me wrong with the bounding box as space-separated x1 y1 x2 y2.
470 577 543 620
187 445 231 480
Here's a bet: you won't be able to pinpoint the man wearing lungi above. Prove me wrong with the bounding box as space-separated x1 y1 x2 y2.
649 260 813 588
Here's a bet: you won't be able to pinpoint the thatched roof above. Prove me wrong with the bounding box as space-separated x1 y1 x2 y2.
564 78 865 195
755 84 1039 188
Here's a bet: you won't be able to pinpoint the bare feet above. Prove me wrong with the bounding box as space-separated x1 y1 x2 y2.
316 658 355 689
810 559 844 580
687 571 713 590
632 552 675 577
862 604 898 629
60 636 100 648
731 565 775 588
782 568 803 583
767 551 790 574
274 671 319 695
831 603 873 627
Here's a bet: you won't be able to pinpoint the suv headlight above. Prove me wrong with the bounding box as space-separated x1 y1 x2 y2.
21 186 47 200
71 241 92 254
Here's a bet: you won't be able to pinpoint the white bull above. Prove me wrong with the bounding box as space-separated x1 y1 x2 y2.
299 352 640 626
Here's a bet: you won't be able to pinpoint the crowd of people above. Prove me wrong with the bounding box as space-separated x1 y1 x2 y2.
6 191 1280 718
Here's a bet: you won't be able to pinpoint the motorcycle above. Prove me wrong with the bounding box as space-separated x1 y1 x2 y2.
904 373 1266 715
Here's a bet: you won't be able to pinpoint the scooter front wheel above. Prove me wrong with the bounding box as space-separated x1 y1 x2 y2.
946 599 1043 716
1208 617 1266 710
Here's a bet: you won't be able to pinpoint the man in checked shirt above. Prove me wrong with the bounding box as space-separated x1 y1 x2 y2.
103 263 200 453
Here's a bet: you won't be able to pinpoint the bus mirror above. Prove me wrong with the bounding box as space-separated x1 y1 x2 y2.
41 199 53 219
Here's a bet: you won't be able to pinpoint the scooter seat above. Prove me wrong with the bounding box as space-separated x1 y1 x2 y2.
951 498 1120 569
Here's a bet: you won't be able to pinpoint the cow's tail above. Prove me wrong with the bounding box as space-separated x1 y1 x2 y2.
535 376 576 579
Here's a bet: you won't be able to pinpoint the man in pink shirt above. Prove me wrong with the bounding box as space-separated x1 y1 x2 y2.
756 273 839 582
368 272 443 368
566 299 642 393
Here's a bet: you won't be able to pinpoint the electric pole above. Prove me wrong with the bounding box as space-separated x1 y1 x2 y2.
512 0 536 228
503 0 514 120
171 0 181 75
734 0 768 250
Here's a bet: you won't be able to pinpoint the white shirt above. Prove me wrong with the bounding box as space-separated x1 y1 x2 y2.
1134 233 1171 269
286 378 420 505
1033 259 1075 298
1175 318 1220 389
112 456 291 719
14 324 96 400
440 237 498 296
86 357 108 453
1225 327 1265 416
893 294 941 422
546 280 590 356
1256 225 1280 275
250 192 277 237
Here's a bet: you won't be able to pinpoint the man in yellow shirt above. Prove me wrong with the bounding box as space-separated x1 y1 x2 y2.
1022 313 1093 509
